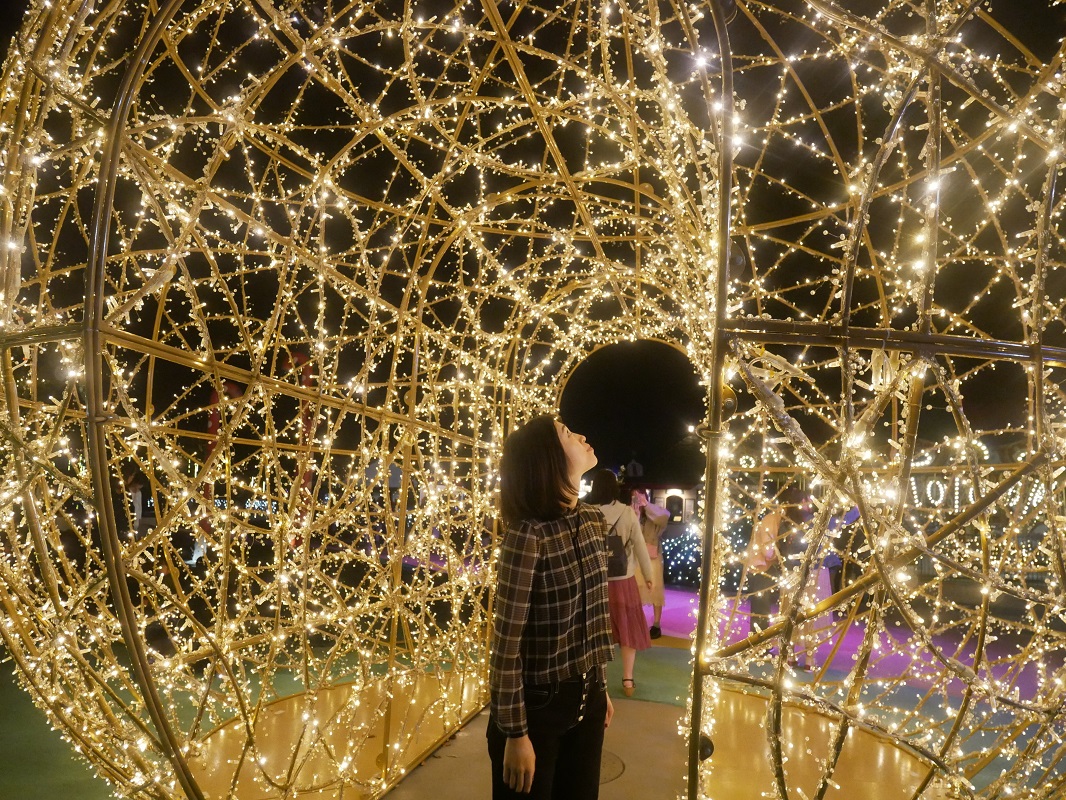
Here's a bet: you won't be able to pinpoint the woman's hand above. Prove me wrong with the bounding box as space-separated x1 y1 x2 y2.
645 579 653 591
503 735 536 793
605 690 615 729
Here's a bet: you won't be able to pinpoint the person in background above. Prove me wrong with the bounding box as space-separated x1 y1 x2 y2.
778 489 822 668
631 489 671 638
487 415 615 799
743 486 825 668
824 505 858 603
828 504 861 596
624 453 643 478
121 465 145 535
743 498 784 635
585 469 654 697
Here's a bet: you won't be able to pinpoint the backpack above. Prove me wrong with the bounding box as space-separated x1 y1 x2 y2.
605 517 628 578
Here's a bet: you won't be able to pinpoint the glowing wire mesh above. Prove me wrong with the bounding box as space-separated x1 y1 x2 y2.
0 1 1064 798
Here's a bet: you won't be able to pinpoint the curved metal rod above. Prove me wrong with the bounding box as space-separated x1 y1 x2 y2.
688 0 735 796
1028 102 1066 445
723 318 1066 367
82 1 207 798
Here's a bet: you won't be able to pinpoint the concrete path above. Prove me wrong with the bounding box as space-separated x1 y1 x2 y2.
385 697 689 799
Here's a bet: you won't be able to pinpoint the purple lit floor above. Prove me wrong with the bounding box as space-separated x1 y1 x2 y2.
647 584 1061 705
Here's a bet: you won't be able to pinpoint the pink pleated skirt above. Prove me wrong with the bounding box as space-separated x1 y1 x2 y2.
607 576 652 650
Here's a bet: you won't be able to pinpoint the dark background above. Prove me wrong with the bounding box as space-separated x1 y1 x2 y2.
560 341 706 483
0 2 25 47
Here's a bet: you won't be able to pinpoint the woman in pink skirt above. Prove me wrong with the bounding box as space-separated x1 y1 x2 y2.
586 469 654 696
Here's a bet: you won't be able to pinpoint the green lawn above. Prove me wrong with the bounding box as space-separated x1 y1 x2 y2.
0 662 116 799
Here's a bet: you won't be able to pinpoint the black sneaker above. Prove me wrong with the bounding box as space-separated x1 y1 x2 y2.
649 625 661 639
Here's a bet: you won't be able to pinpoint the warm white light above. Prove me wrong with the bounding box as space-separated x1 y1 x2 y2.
0 3 1062 800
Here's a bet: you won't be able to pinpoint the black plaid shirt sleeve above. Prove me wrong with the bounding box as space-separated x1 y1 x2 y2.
489 520 539 736
489 504 614 737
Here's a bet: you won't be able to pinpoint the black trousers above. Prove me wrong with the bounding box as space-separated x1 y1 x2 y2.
487 678 607 799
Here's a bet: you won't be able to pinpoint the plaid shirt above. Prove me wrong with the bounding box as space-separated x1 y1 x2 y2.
489 503 614 737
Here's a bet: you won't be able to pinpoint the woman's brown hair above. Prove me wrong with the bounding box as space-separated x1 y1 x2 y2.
499 414 573 526
583 468 621 506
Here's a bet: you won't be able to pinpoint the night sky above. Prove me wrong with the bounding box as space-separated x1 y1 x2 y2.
560 341 707 484
0 3 24 46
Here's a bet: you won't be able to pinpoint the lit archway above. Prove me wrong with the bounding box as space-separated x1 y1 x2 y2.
1 2 1065 799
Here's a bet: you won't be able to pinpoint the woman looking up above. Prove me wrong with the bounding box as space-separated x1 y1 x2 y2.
487 415 615 798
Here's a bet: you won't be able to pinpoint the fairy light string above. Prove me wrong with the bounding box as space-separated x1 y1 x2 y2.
1 1 1066 798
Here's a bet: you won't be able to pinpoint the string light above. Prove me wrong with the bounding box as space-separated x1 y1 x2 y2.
0 1 1064 799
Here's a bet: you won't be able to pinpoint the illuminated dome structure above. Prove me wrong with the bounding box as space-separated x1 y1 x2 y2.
1 1 1065 798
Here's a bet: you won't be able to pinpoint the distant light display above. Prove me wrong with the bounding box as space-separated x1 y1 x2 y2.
1 1 1066 799
663 523 708 589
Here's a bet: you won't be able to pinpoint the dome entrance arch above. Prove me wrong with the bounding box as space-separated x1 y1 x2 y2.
559 339 707 484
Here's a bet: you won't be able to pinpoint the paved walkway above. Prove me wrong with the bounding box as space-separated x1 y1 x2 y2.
385 697 689 799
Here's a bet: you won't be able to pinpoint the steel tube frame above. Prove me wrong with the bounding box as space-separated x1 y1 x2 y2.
82 1 207 798
687 1 735 796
